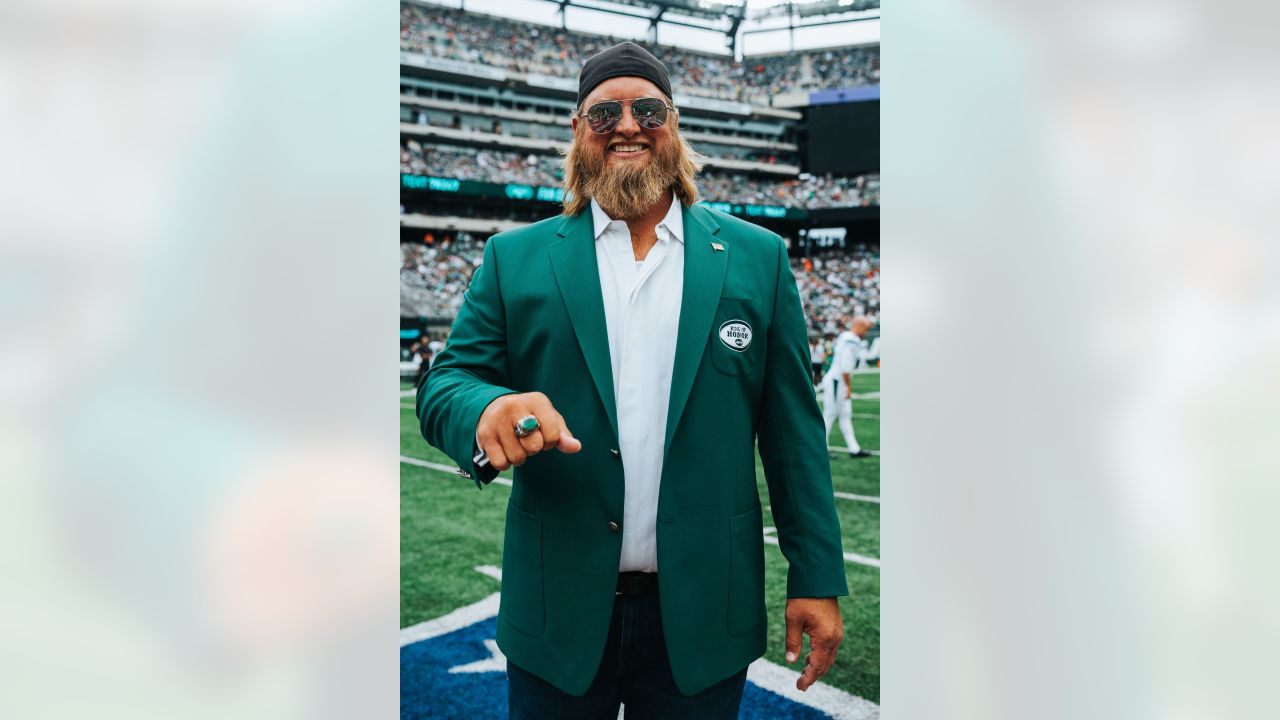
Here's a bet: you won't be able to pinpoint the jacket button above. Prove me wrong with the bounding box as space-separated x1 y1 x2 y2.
608 521 620 532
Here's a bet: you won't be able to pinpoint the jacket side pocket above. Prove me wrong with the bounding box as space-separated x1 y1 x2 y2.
727 505 767 636
500 500 546 637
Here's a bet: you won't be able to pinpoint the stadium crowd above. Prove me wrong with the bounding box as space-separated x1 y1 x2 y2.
699 170 880 209
741 47 880 98
400 2 879 103
400 230 486 319
401 141 878 209
793 246 881 334
401 140 563 187
401 232 879 337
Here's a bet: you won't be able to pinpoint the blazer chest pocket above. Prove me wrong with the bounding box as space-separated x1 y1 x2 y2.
710 297 763 377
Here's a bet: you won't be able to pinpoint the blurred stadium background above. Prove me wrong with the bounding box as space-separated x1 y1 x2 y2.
399 0 880 717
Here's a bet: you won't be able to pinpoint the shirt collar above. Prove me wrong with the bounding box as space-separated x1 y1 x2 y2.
589 196 685 245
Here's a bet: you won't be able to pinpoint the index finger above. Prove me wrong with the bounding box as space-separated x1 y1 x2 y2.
526 395 581 453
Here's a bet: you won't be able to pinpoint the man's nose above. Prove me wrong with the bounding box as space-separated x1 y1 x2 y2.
613 105 641 135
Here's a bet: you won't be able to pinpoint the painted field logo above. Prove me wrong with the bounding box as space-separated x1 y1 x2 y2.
400 567 881 719
719 320 753 351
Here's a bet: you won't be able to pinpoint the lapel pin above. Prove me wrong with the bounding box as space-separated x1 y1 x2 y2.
711 242 724 252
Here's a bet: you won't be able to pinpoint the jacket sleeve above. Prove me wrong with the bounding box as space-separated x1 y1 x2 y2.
757 238 850 598
416 238 517 489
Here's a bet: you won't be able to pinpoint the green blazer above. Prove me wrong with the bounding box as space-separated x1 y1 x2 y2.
416 203 848 696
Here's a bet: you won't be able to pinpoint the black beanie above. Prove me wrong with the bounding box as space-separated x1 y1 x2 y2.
576 42 674 110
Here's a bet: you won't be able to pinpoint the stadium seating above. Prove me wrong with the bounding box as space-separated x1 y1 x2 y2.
400 232 486 320
400 2 879 104
400 141 563 187
401 232 879 333
793 248 881 333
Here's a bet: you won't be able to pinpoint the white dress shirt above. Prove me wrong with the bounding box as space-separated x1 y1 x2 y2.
591 197 684 573
472 197 684 572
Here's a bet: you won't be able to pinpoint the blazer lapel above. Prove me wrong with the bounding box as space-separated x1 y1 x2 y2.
548 211 619 440
664 204 726 454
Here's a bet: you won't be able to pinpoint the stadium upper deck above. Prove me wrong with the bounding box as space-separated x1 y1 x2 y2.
400 1 878 107
398 0 879 232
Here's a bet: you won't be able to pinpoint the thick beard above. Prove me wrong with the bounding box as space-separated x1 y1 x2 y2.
573 134 682 220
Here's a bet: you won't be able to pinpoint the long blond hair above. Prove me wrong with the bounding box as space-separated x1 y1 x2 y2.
560 114 705 216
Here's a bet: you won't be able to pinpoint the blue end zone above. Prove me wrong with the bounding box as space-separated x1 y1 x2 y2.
401 617 506 720
401 615 834 718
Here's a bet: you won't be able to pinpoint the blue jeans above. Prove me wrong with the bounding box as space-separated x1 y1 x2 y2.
507 589 749 719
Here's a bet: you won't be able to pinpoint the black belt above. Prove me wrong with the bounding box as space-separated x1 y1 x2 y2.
616 571 658 596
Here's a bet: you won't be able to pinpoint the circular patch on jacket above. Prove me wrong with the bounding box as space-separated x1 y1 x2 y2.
718 320 753 352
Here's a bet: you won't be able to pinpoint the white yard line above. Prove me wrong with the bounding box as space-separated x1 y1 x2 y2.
402 455 874 499
408 403 873 417
400 592 501 646
400 455 513 487
400 389 416 398
747 661 880 719
763 528 880 569
409 401 874 415
834 492 880 504
399 565 502 646
400 567 879 718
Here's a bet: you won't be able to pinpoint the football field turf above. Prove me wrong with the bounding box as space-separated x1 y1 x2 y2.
400 372 880 712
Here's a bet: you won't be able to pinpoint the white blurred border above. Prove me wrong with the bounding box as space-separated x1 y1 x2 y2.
0 1 398 718
886 1 1280 718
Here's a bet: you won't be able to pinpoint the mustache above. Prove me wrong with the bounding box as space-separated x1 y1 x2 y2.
571 135 681 220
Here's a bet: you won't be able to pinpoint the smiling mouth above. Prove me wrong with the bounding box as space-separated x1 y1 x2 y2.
609 143 650 156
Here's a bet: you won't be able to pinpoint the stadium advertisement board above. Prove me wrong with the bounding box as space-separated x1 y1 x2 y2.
697 200 805 220
401 174 805 220
400 174 562 202
810 85 880 105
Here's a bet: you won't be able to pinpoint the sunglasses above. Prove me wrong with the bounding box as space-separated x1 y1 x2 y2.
577 97 676 134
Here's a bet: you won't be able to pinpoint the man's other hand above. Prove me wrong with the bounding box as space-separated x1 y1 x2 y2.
477 392 582 471
784 597 843 692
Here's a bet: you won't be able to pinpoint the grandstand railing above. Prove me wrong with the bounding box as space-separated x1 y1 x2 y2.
401 214 528 234
399 123 801 176
400 51 802 121
399 94 800 153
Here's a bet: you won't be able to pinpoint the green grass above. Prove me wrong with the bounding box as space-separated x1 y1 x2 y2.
401 382 881 702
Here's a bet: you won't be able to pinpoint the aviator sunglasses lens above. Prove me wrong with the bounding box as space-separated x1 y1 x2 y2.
631 99 667 128
587 102 622 133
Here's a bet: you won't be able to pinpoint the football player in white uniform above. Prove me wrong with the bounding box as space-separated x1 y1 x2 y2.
822 316 873 458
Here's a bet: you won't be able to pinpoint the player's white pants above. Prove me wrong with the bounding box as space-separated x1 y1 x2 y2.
822 376 860 453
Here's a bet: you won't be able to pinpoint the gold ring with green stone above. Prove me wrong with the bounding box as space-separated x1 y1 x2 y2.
514 415 541 438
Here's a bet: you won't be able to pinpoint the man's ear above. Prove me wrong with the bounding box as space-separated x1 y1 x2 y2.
571 116 578 133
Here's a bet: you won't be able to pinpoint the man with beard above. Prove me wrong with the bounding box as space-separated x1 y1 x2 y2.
417 42 847 718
